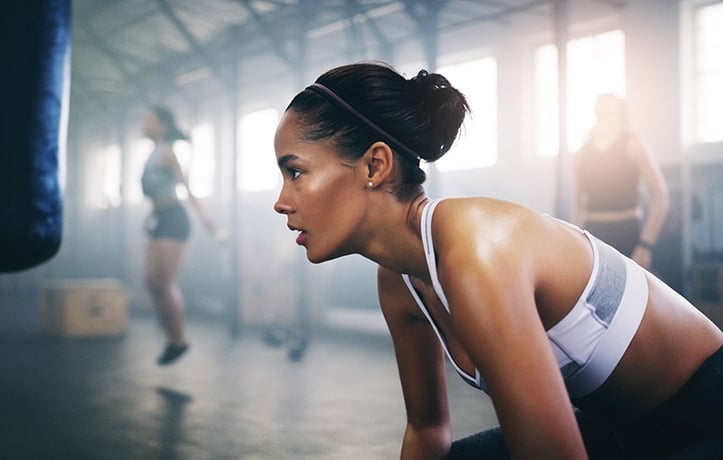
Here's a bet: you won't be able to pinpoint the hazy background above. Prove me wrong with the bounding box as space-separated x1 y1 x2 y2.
2 0 722 336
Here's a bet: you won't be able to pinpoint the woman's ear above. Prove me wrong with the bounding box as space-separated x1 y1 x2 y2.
363 141 394 187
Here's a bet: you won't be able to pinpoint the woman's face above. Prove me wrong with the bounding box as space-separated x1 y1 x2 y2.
143 111 163 139
594 95 622 125
273 111 369 264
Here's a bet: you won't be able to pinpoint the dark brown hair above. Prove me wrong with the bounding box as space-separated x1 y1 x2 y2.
286 62 469 197
150 106 188 142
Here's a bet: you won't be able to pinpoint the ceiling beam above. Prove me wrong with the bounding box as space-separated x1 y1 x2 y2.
343 0 365 62
346 0 394 61
403 0 449 70
155 0 234 89
438 0 550 31
233 0 301 70
75 19 149 105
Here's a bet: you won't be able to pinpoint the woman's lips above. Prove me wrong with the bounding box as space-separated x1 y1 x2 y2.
295 231 307 246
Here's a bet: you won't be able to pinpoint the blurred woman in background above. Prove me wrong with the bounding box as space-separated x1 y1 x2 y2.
141 106 215 365
573 94 669 270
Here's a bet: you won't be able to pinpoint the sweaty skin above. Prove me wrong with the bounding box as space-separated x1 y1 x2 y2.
274 109 723 460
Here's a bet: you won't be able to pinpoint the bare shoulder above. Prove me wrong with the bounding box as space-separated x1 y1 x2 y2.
431 197 547 257
430 198 543 296
430 198 591 321
158 145 177 163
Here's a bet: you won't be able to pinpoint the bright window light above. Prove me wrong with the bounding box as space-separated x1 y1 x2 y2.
188 122 215 197
535 30 626 156
89 144 122 209
436 57 498 170
173 138 191 200
694 3 723 143
535 44 560 158
237 108 280 192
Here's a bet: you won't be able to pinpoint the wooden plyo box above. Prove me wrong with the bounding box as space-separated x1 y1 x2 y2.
40 279 128 338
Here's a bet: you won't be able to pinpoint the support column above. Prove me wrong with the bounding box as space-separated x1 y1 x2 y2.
228 53 243 337
554 0 572 220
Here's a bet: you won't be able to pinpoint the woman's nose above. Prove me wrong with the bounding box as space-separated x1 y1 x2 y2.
274 192 292 215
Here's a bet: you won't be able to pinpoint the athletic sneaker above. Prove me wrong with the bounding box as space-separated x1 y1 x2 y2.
157 343 189 365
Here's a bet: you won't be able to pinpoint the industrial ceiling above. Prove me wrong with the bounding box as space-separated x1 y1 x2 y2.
71 0 566 117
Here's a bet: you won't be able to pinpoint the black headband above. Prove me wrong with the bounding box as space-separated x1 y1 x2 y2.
306 83 420 162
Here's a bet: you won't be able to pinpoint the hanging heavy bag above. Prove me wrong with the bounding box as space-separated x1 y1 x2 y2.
0 0 70 272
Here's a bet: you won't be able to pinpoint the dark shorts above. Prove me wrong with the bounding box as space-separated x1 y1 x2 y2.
449 346 723 460
145 203 190 242
585 217 641 257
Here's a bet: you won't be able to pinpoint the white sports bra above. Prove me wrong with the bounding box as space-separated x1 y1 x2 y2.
401 199 649 397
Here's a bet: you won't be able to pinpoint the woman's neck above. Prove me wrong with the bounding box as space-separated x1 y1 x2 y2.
591 121 623 151
150 132 167 145
359 192 431 277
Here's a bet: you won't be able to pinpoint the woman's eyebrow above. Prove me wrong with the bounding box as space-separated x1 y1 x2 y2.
277 154 298 169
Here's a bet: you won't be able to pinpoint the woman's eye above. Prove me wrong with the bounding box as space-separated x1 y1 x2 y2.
287 168 301 180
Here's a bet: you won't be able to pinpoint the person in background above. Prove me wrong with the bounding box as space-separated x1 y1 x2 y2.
273 62 722 459
573 93 669 270
141 106 215 365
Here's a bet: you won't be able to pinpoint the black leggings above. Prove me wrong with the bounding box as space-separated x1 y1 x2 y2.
449 346 723 460
447 411 630 460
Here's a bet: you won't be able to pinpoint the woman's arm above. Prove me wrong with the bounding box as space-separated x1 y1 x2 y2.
628 137 669 269
163 146 217 234
435 204 588 460
378 266 451 460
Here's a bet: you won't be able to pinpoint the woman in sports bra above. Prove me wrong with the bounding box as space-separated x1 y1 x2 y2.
273 63 723 459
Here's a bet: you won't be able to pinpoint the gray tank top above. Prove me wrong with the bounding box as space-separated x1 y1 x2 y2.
141 143 178 201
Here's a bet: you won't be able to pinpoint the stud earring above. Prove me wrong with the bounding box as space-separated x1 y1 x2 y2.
367 181 374 188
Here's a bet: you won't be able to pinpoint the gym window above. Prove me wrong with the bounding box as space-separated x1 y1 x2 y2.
691 2 723 143
89 144 122 210
534 29 626 156
172 121 215 199
189 122 216 198
436 57 498 171
237 108 280 192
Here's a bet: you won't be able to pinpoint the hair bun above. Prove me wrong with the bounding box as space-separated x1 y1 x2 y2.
410 69 429 89
408 69 469 161
410 69 451 93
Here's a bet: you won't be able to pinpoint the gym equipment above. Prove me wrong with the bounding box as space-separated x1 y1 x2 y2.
0 0 70 272
261 319 309 362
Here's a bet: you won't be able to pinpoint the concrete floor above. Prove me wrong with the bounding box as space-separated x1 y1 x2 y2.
0 310 497 460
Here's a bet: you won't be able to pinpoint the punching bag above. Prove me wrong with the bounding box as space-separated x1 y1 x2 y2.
0 0 70 272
